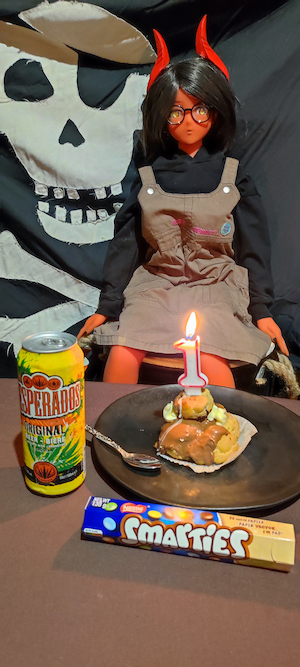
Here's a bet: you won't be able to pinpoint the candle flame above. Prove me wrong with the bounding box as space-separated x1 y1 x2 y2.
186 312 197 339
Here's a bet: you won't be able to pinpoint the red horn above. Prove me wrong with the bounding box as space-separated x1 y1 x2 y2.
196 15 229 80
147 29 170 91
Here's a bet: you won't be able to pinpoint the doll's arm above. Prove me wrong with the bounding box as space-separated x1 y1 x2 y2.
98 176 147 315
77 210 143 339
233 172 288 355
77 180 145 339
97 209 146 319
77 313 107 340
233 172 273 321
256 317 289 355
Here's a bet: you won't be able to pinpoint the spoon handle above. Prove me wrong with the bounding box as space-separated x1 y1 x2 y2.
85 424 123 455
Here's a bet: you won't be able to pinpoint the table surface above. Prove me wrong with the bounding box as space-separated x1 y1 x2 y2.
1 379 300 667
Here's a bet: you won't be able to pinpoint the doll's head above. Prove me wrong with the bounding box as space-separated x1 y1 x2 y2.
141 57 236 160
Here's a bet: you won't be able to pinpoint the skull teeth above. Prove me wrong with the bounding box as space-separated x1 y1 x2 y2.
37 203 114 224
54 187 65 199
94 187 106 199
67 189 80 200
35 183 48 197
94 183 122 198
70 210 83 225
34 181 123 200
113 202 122 212
35 179 123 224
55 205 67 222
86 209 97 222
110 183 123 195
97 209 108 221
37 201 50 213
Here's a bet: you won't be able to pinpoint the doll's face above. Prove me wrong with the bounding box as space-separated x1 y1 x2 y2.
167 89 213 156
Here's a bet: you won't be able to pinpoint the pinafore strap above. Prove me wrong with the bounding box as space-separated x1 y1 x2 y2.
139 166 157 187
220 157 239 184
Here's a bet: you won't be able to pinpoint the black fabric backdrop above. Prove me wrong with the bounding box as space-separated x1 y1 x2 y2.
0 0 299 375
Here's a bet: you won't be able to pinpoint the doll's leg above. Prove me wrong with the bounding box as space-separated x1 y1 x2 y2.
201 353 235 388
103 345 146 384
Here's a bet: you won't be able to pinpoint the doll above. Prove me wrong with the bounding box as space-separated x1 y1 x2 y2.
78 16 287 386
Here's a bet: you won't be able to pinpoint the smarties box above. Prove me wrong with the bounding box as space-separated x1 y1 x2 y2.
82 497 295 572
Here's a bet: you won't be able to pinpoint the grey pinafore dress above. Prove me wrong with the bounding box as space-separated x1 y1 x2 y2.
95 157 271 365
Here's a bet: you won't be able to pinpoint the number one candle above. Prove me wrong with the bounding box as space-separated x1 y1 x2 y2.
173 312 208 395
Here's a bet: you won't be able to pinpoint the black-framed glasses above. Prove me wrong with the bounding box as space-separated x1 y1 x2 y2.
167 103 211 125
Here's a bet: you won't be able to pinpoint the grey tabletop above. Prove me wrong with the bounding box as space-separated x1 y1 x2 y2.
1 379 300 667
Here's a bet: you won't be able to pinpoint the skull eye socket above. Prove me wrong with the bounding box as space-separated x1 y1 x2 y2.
4 59 54 102
77 54 149 109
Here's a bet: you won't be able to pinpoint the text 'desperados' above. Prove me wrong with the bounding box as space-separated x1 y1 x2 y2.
19 378 81 418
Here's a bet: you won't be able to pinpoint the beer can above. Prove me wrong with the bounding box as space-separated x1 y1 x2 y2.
17 332 86 496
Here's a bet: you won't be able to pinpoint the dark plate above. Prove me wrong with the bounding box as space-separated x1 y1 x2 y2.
93 385 300 512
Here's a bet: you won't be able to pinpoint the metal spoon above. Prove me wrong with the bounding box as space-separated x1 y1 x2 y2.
85 424 161 470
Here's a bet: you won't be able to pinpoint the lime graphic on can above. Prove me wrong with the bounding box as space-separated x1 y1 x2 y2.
17 332 86 496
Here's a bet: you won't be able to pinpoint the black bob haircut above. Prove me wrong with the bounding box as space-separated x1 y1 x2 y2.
141 57 236 161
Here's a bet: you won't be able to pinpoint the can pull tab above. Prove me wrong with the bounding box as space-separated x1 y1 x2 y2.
41 338 65 348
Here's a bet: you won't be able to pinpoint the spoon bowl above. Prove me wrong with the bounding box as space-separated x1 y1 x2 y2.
85 424 161 471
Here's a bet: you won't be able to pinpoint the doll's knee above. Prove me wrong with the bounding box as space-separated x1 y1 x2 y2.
104 345 146 384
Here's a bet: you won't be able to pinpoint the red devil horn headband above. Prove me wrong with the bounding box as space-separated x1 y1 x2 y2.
147 15 229 91
195 15 229 80
147 29 170 91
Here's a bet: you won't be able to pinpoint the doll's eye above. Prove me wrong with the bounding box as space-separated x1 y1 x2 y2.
168 107 184 120
193 105 210 119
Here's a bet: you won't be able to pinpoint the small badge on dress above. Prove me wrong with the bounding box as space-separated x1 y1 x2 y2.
221 222 231 236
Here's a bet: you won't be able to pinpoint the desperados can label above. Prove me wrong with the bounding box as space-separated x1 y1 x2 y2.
17 332 86 496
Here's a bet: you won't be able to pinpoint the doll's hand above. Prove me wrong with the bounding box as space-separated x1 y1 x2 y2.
77 314 107 340
256 317 289 356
